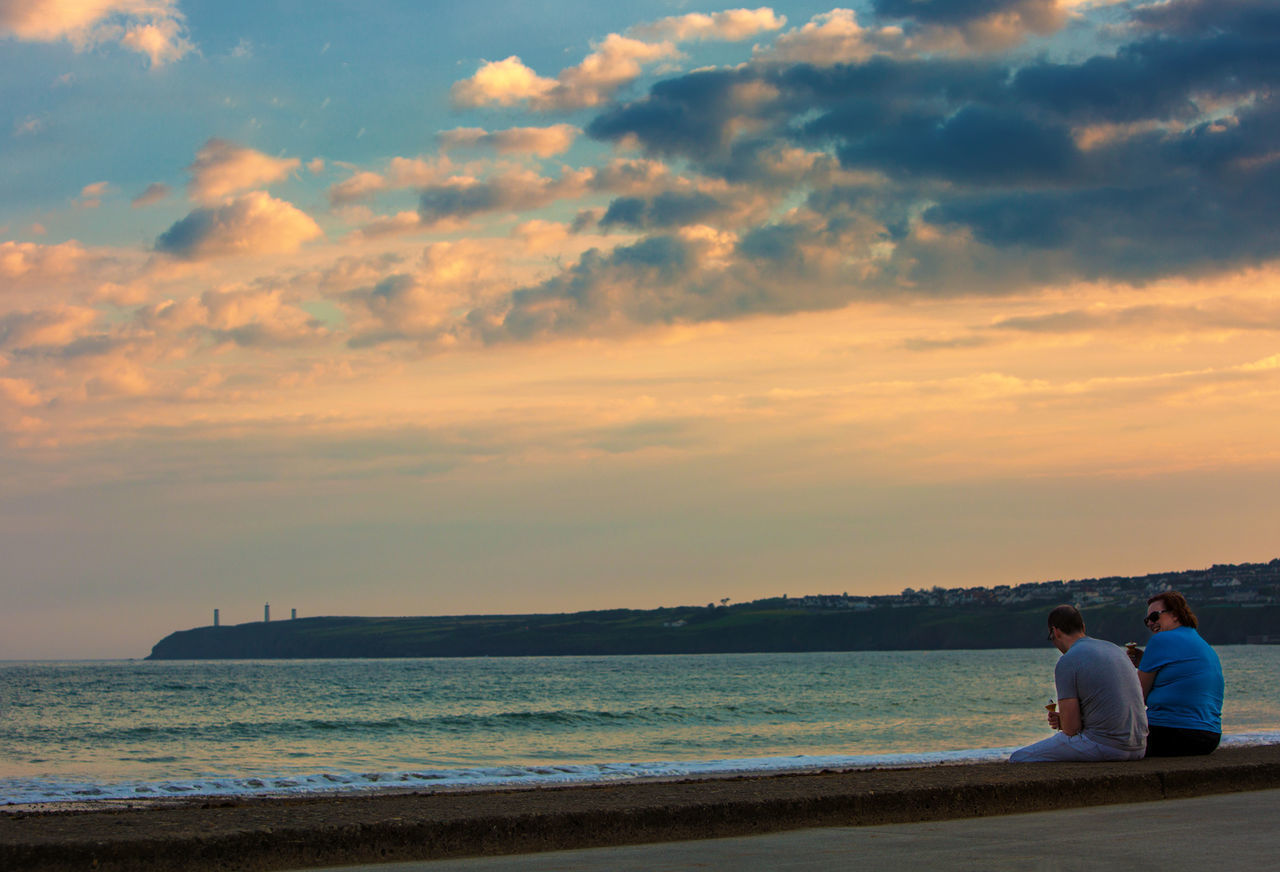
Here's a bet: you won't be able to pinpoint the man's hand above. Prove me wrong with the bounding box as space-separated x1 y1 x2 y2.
1047 710 1061 730
1056 697 1082 736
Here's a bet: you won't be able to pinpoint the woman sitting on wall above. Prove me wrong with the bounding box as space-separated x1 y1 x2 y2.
1127 590 1224 757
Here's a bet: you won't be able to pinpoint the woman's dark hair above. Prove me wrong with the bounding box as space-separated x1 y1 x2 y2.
1048 604 1085 635
1148 590 1198 629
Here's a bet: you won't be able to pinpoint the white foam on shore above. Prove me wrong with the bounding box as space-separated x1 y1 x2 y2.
0 749 1003 809
4 732 1278 810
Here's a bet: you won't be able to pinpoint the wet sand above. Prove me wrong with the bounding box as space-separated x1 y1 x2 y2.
4 745 1279 872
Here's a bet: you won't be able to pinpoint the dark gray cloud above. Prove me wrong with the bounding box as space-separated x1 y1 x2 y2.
867 0 1069 50
835 106 1079 184
154 209 218 258
1012 27 1280 125
588 67 758 161
342 274 455 348
454 3 1280 348
418 184 505 221
479 236 693 342
579 1 1280 297
477 230 856 343
1131 0 1280 38
872 0 1053 27
474 215 887 344
599 191 726 230
737 223 807 263
417 173 580 225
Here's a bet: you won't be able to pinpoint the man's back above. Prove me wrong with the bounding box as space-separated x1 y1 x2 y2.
1055 636 1147 752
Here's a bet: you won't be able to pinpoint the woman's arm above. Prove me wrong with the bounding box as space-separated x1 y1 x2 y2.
1138 669 1156 700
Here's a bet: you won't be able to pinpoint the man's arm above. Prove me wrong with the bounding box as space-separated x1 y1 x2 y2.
1056 697 1082 736
1138 670 1156 700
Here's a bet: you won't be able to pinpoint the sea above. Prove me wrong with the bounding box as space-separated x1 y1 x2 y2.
3 648 1279 808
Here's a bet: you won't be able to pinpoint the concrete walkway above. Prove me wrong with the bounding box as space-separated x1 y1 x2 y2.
309 788 1279 872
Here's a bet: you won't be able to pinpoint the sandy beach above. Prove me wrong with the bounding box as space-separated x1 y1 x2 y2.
4 744 1279 872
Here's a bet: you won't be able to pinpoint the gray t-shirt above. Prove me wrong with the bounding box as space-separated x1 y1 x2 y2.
1055 636 1148 751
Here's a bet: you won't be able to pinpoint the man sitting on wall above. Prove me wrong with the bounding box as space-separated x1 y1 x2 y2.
1010 604 1148 762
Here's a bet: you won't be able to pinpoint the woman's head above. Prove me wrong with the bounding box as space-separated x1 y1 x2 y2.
1146 590 1198 630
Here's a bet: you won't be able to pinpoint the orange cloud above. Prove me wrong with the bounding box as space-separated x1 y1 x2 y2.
135 287 328 347
346 211 424 241
154 192 323 260
0 240 88 285
514 219 571 251
76 181 110 209
0 0 193 66
202 288 325 345
764 9 909 64
451 55 555 107
328 170 390 207
339 239 518 347
0 376 42 408
453 34 679 111
766 2 1070 63
132 182 171 207
187 139 301 202
438 124 580 157
327 156 454 206
342 273 469 347
119 14 190 65
634 7 786 42
0 304 98 350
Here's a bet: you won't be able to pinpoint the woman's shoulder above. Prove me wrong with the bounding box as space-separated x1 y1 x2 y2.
1145 627 1194 655
1152 626 1216 658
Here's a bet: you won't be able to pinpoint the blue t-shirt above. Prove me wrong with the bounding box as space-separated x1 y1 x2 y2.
1139 626 1223 733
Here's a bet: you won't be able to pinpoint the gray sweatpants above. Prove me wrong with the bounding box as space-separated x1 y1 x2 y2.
1009 731 1145 762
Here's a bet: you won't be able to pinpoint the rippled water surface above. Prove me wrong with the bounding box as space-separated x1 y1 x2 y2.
2 648 1277 804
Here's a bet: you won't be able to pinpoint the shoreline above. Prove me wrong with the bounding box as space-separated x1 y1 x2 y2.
4 745 1279 872
7 733 1275 810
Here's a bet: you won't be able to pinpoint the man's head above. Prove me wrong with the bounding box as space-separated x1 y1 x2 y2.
1047 604 1085 652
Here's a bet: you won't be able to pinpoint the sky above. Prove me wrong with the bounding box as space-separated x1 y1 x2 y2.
2 1 1278 659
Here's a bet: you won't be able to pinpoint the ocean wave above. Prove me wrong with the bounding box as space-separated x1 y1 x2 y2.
0 749 1009 807
19 703 785 745
6 733 1278 809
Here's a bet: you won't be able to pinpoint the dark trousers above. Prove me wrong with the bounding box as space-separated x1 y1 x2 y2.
1145 725 1221 757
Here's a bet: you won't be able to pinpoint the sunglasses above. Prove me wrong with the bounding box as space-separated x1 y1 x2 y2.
1144 608 1171 625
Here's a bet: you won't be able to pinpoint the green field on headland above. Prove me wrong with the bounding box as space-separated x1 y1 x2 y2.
146 602 1280 660
147 559 1280 658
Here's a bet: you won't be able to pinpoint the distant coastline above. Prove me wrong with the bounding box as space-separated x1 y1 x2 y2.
146 560 1280 659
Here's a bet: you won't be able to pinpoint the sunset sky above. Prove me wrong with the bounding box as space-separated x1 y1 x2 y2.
3 1 1278 659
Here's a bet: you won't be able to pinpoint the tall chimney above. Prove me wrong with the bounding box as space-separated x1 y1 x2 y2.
214 608 220 627
291 608 297 620
264 603 270 622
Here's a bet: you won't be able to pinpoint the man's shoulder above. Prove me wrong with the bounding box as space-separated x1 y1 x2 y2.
1062 636 1126 667
1071 636 1120 655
